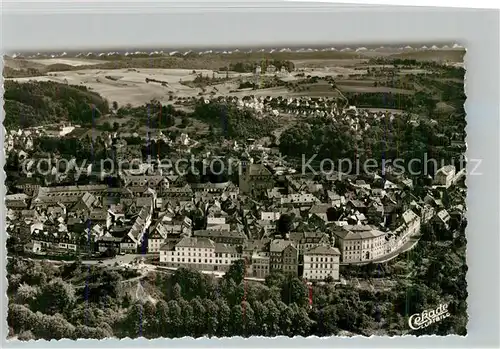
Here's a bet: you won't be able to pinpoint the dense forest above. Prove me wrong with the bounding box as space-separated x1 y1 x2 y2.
279 112 465 176
191 101 279 140
3 81 109 129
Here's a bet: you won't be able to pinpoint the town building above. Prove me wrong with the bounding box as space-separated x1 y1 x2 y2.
303 245 341 281
159 237 240 272
239 163 274 195
269 239 299 276
434 165 456 188
289 231 331 255
333 225 387 263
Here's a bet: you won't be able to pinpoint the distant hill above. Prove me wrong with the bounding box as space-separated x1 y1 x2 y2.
3 80 109 130
388 49 465 63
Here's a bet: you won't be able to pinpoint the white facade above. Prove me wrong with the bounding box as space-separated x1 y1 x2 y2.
303 246 341 281
335 226 387 263
207 217 226 226
160 238 240 271
148 238 165 253
260 211 281 221
434 165 456 188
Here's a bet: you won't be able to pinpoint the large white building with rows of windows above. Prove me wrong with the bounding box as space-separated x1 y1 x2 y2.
159 237 240 272
303 245 341 281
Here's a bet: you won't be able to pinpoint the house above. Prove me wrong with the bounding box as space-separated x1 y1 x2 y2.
192 229 247 245
249 251 270 279
308 204 331 222
56 232 78 252
122 174 169 190
148 221 168 253
303 245 341 281
433 209 451 230
260 211 281 221
269 239 299 276
239 163 274 195
24 241 42 254
326 191 344 207
280 193 320 207
333 225 387 263
434 165 456 188
401 209 421 237
90 209 112 229
346 199 367 214
127 205 153 247
289 231 330 255
97 235 123 253
266 64 277 74
14 177 41 196
159 237 241 272
207 216 226 227
5 194 30 209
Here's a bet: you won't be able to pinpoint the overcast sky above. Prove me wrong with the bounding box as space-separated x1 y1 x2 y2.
1 3 478 52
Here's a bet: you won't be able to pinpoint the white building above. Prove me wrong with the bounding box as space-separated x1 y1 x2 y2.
260 211 281 221
334 225 387 263
148 221 168 253
303 245 341 281
160 237 240 272
434 165 456 188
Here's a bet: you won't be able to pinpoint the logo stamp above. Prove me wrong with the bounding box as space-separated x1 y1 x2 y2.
408 303 451 330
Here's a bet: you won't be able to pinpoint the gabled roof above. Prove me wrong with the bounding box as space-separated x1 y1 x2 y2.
270 239 296 252
176 237 215 249
305 245 340 256
309 204 332 214
334 225 385 240
402 209 419 225
289 231 329 243
247 164 273 177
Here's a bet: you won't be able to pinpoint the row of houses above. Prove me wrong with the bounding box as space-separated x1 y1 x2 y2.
159 233 341 281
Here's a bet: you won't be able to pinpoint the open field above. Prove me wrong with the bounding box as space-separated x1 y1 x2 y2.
5 48 463 112
27 58 104 66
8 68 230 107
337 84 414 94
291 58 369 69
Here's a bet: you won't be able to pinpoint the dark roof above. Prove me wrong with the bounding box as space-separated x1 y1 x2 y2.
305 245 340 256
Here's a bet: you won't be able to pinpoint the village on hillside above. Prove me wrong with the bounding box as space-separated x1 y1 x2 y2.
4 44 468 339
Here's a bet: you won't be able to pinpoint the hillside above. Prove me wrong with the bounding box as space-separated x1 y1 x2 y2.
3 80 109 129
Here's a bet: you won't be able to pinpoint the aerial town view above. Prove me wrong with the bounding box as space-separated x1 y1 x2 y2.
4 43 467 340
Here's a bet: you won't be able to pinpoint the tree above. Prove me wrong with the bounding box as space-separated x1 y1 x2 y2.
16 283 40 306
202 298 219 337
113 122 120 131
265 272 286 289
8 304 42 333
122 302 144 338
224 259 246 285
74 325 111 339
17 330 36 341
154 300 169 337
180 115 190 128
178 299 194 336
35 278 76 316
263 299 281 336
280 276 307 306
277 214 294 237
190 298 207 337
112 101 118 110
166 300 182 337
216 299 231 337
172 283 182 300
